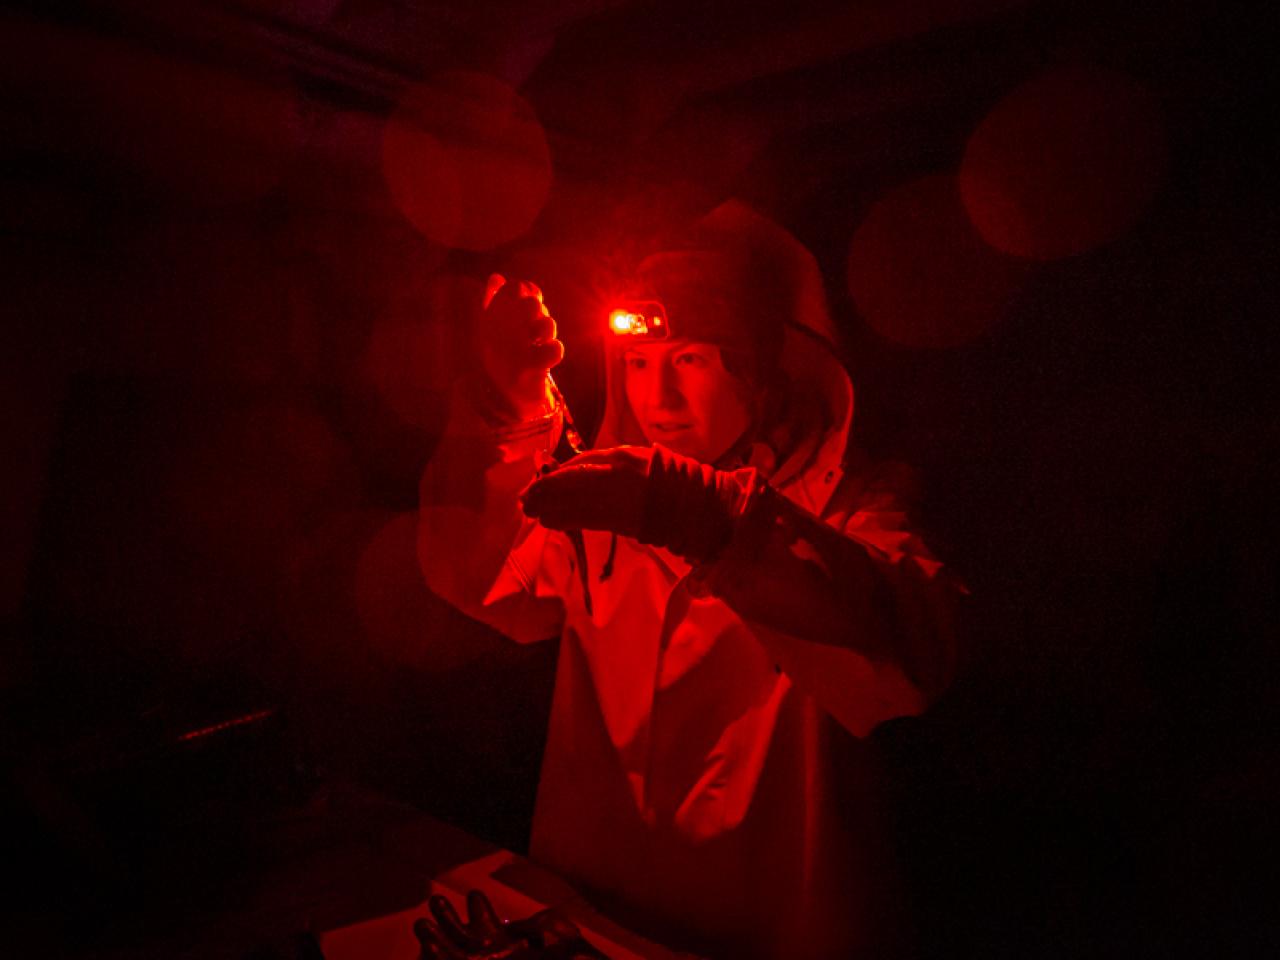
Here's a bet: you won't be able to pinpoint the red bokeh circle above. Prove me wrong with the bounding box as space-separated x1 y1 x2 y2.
382 72 552 251
960 65 1166 260
847 174 1028 349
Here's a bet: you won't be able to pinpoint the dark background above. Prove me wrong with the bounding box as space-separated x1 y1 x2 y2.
2 1 1275 956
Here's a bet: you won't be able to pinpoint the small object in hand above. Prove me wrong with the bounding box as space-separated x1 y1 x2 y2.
413 890 611 959
535 451 560 477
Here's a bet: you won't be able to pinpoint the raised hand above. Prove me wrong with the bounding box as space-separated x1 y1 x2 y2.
475 274 563 421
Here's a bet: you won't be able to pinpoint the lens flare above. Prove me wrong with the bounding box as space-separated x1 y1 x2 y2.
847 175 1029 349
960 65 1166 260
382 71 552 251
606 301 669 339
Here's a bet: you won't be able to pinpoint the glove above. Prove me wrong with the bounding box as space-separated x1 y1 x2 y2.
412 891 609 959
474 274 563 422
519 444 763 565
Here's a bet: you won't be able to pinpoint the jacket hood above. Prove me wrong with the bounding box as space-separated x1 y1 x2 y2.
593 200 854 514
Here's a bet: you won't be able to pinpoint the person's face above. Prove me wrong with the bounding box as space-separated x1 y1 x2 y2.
622 339 754 464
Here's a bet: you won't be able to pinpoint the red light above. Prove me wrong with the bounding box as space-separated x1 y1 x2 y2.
606 301 670 339
178 708 275 743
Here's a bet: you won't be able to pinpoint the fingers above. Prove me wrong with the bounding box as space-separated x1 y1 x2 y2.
428 893 465 929
415 894 604 960
520 464 614 524
485 273 544 308
554 450 619 468
485 274 546 322
483 272 507 310
489 288 556 342
481 274 563 377
557 445 653 469
515 278 544 303
519 463 645 538
428 894 477 951
413 916 468 960
466 890 506 940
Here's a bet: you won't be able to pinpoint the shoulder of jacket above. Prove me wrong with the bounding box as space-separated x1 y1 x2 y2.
824 453 919 518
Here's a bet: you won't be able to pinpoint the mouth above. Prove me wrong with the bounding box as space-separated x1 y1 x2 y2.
649 422 692 434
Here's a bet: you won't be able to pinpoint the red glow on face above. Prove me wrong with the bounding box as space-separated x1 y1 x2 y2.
847 175 1028 349
959 65 1166 260
382 72 552 251
622 341 753 463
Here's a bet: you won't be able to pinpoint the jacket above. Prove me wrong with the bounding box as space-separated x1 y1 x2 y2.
418 206 962 958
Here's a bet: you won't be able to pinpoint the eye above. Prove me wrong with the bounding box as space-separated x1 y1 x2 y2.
624 354 647 371
674 350 708 368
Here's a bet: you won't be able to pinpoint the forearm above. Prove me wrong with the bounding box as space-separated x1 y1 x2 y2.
417 380 565 639
698 487 962 721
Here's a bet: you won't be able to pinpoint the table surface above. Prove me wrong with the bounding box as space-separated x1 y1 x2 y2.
78 783 693 960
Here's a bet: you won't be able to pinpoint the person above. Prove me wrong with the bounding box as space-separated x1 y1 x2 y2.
418 201 963 958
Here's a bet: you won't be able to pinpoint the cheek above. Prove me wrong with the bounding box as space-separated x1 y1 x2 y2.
690 374 752 439
623 371 648 416
681 379 715 430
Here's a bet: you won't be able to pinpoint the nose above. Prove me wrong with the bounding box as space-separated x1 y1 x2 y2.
648 358 684 411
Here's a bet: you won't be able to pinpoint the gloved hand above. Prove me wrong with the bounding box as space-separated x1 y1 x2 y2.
412 891 609 959
519 444 763 565
475 274 563 421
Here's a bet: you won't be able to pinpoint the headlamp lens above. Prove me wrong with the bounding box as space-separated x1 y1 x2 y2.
607 301 669 339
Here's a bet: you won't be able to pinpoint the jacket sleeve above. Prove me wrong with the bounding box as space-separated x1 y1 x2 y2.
696 465 966 737
417 382 571 644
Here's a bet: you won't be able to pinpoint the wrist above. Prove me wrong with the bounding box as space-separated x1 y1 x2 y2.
639 446 763 565
470 371 556 425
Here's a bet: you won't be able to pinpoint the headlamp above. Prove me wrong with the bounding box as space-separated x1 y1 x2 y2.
607 300 670 341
